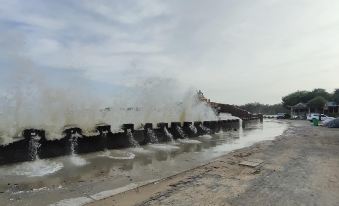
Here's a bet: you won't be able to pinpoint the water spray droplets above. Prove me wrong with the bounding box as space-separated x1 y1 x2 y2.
164 127 174 143
199 124 211 134
176 126 187 139
70 132 82 155
189 124 198 134
147 128 159 144
28 132 41 161
127 129 140 147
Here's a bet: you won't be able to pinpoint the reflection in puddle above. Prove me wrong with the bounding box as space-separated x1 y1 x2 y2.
98 150 136 160
146 144 180 151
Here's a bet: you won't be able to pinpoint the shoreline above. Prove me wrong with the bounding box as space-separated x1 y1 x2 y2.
1 119 286 206
87 120 339 206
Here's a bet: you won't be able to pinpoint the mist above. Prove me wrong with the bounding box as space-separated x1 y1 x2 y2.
0 32 217 145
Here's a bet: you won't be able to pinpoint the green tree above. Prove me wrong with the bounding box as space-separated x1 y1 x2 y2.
310 88 331 101
282 88 331 108
307 96 327 112
239 102 287 114
333 89 339 103
282 91 310 107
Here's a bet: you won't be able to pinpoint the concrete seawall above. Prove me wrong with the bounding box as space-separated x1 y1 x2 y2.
0 119 246 166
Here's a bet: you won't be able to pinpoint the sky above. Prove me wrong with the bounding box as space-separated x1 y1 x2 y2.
0 0 339 104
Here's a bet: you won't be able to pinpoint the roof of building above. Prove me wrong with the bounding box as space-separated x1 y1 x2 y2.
325 101 338 107
291 102 308 109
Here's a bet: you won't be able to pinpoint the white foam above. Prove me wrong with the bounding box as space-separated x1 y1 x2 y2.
98 150 136 160
128 147 154 154
147 144 180 151
199 134 213 139
215 131 224 135
0 160 63 177
178 139 202 144
69 155 88 166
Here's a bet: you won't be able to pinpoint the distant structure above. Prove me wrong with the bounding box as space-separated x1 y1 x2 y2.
196 90 261 120
324 101 339 116
290 102 308 119
290 101 339 118
197 90 210 103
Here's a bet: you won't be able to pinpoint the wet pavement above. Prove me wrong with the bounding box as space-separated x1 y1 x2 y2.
0 119 287 205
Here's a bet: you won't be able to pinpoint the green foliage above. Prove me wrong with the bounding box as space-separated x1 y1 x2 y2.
307 96 327 109
240 88 338 115
333 88 339 103
238 102 288 115
282 91 309 107
282 88 333 107
311 88 331 100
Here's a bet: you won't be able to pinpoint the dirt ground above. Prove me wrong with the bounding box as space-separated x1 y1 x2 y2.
87 120 339 206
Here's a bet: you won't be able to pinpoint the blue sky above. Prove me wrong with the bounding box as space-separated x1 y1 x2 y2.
1 0 339 104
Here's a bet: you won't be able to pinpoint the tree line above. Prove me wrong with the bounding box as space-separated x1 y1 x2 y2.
238 103 288 115
238 88 339 115
282 88 339 109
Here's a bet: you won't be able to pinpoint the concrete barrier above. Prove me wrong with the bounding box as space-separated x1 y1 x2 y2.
143 123 155 144
194 121 208 136
0 118 242 166
155 123 171 142
170 122 186 139
183 122 198 138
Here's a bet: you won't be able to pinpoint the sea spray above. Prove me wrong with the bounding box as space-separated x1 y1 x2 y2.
189 124 198 134
70 132 82 155
1 32 219 145
127 129 140 147
199 123 211 134
68 132 88 166
146 128 158 144
0 86 218 145
28 133 41 161
0 41 218 145
101 79 218 132
175 126 187 139
164 127 174 143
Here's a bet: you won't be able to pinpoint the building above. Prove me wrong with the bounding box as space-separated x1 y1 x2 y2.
290 102 308 119
290 101 339 118
324 101 339 116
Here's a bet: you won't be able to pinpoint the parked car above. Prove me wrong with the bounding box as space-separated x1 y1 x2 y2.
307 113 332 122
276 113 290 119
